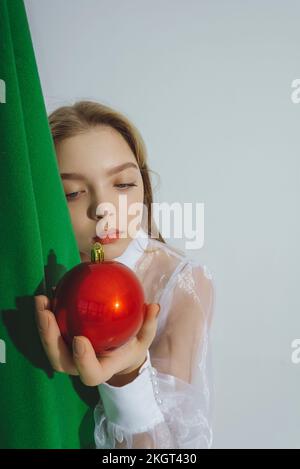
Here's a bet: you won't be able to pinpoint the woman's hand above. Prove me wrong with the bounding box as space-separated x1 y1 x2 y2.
34 294 160 387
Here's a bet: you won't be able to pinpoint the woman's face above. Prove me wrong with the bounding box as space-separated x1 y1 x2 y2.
55 125 145 262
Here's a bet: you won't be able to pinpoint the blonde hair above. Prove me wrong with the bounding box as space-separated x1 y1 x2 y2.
48 100 165 244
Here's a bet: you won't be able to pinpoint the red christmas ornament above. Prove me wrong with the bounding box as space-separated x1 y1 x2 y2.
52 242 146 355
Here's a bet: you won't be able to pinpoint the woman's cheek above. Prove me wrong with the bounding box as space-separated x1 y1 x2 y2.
67 203 84 231
118 191 143 218
128 185 144 205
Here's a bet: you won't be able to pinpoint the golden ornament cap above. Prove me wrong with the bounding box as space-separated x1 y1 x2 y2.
91 242 105 263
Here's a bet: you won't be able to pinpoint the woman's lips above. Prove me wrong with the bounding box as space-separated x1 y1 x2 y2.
93 230 121 245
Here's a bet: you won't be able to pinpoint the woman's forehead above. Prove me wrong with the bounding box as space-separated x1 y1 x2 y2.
56 127 137 176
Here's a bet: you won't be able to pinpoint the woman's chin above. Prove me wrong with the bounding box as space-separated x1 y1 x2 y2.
80 237 129 263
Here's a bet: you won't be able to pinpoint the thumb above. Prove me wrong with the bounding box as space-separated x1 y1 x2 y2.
137 303 160 346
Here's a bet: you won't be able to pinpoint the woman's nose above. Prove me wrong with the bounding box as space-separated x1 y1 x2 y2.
87 204 105 221
92 205 110 222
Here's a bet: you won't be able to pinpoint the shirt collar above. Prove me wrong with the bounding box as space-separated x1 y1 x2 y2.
113 227 149 270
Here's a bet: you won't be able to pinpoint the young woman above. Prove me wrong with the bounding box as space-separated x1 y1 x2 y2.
34 101 215 449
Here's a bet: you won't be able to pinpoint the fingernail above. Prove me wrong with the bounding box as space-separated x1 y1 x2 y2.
73 337 85 357
155 304 161 318
37 310 49 332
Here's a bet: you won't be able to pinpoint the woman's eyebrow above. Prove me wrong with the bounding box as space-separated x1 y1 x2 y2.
60 162 138 180
106 162 138 176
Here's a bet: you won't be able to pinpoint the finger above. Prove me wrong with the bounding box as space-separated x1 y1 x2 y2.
34 295 78 375
136 303 160 347
72 336 113 386
72 305 160 384
34 294 51 313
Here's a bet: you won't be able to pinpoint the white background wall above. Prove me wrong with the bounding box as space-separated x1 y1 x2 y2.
24 0 300 448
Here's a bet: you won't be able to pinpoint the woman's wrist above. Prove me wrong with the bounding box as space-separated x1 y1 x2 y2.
106 355 147 387
106 367 140 387
97 350 165 433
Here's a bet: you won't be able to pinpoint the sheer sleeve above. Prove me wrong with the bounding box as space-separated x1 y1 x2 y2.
93 259 215 449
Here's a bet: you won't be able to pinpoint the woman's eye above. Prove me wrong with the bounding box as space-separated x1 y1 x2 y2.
115 183 137 190
65 185 136 200
65 191 83 200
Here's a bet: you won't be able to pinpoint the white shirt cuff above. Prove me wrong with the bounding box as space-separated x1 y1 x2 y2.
97 350 165 433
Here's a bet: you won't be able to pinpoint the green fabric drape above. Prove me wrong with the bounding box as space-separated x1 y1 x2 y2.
0 0 97 448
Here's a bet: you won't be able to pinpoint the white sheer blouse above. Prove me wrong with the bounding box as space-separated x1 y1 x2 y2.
93 227 215 449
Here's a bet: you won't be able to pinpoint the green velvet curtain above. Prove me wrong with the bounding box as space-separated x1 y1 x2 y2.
0 0 98 448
